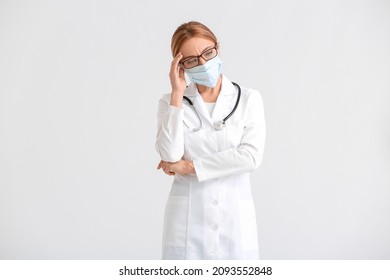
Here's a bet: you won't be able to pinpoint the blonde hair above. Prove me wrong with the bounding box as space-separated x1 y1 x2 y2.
171 21 218 57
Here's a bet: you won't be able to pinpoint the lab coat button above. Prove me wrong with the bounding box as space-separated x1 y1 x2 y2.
211 224 218 231
212 200 218 206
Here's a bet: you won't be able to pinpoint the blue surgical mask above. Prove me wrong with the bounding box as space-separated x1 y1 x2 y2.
184 55 222 88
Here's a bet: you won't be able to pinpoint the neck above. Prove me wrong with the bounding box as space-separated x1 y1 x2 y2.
196 75 222 100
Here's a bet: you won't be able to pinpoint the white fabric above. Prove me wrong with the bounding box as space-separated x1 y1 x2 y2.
204 102 216 116
155 75 266 260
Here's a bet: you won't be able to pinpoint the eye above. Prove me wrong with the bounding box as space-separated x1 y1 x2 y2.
203 49 216 59
184 58 198 67
187 58 197 63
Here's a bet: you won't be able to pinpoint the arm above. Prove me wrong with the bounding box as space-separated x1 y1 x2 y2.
155 98 185 162
155 52 187 162
193 90 266 182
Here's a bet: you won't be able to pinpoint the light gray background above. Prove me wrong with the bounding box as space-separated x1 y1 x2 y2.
0 0 389 259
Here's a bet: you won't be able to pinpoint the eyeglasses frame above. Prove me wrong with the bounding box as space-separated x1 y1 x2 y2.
179 43 219 69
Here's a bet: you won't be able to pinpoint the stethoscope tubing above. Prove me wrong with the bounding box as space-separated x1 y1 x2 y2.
182 82 241 131
223 82 241 124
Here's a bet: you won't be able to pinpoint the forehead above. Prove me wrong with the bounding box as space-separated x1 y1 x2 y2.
180 37 215 56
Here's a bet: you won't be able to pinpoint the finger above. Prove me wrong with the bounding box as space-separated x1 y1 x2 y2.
179 66 185 79
163 169 174 176
160 164 169 174
161 164 170 173
171 53 183 68
157 160 164 169
161 162 168 170
159 160 166 169
164 166 175 175
174 52 182 62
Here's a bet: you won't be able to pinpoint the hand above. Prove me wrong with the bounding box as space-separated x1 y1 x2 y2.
157 160 176 176
169 53 186 105
157 160 195 176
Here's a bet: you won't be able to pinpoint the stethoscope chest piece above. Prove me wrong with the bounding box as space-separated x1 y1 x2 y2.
214 120 225 131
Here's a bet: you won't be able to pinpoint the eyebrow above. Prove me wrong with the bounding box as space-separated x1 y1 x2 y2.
181 45 215 61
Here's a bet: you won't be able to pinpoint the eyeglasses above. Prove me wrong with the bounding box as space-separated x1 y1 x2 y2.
179 44 218 69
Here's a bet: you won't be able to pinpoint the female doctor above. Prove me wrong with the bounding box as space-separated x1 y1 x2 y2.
156 21 266 260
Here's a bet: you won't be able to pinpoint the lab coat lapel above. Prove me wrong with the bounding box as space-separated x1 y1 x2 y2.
184 75 236 128
211 76 236 124
184 83 213 128
211 94 229 124
193 95 213 127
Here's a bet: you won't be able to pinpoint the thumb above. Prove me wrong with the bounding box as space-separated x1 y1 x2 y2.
179 67 185 79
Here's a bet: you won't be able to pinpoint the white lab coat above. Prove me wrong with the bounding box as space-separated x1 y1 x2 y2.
155 75 266 260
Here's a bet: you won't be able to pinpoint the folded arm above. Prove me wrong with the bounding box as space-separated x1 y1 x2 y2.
193 91 266 182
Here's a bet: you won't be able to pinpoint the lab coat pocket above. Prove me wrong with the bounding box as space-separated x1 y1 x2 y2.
162 196 189 247
239 200 259 250
226 120 245 148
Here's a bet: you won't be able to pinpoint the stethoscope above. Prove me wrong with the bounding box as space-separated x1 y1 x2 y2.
182 82 241 131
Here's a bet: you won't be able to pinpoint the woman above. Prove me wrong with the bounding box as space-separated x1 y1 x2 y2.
156 21 266 260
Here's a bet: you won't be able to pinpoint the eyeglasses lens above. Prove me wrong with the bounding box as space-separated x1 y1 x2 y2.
183 48 217 69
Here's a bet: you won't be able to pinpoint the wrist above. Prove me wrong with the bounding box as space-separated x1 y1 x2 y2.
170 91 183 108
186 160 195 175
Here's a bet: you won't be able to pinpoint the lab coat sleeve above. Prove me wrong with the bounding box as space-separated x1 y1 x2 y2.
155 95 185 162
193 90 266 182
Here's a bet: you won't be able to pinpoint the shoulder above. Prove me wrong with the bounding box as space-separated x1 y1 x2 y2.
238 85 264 106
157 93 172 108
159 93 171 102
223 77 262 102
236 85 266 122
